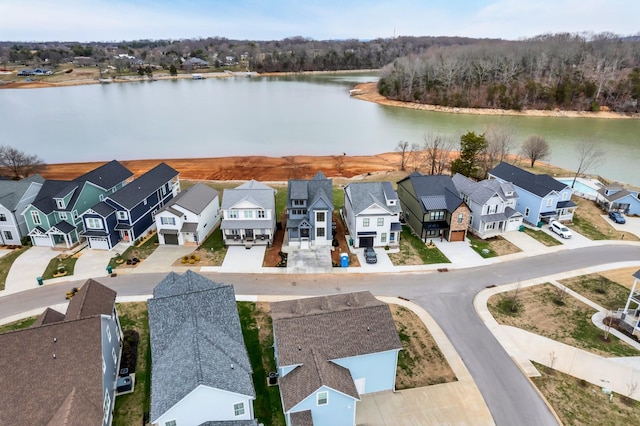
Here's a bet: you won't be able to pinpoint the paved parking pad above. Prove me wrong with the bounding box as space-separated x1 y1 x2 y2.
221 245 267 273
3 247 59 295
354 248 395 271
605 215 640 240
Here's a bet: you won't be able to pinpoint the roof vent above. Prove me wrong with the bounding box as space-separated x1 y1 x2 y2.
230 364 234 370
53 337 57 342
298 345 302 351
53 354 56 359
347 302 351 306
367 326 370 332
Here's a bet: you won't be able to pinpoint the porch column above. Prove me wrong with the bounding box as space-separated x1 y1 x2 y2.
623 278 639 313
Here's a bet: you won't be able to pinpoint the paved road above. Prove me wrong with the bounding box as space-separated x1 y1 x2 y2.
3 245 640 426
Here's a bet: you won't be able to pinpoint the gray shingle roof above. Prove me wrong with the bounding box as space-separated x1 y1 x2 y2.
489 162 566 197
272 292 401 411
158 182 218 215
149 271 255 423
88 201 116 217
344 182 401 215
0 174 44 211
31 180 80 214
221 181 275 211
108 163 178 209
287 171 333 211
398 173 464 213
452 173 518 205
289 410 314 426
74 160 133 190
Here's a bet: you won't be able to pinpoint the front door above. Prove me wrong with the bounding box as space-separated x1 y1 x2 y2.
245 229 254 239
300 228 309 238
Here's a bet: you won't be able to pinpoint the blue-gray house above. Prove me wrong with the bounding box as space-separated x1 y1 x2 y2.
489 162 576 225
271 292 402 426
596 184 640 215
286 171 334 248
82 162 179 250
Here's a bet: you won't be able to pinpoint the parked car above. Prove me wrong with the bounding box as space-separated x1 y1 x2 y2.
608 211 626 224
364 246 377 264
549 220 572 239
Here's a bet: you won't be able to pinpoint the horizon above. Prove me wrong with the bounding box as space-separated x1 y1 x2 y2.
1 0 638 43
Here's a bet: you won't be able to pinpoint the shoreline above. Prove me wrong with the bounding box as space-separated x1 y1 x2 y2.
351 82 639 120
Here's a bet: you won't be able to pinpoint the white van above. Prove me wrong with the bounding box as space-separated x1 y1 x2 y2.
549 220 572 239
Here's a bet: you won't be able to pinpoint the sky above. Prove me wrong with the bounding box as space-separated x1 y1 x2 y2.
0 0 638 42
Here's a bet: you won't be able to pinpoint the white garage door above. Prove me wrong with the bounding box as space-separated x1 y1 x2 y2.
31 235 51 247
89 237 111 250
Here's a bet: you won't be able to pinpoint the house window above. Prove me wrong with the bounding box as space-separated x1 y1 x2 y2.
3 231 12 240
426 229 438 237
525 208 530 217
317 391 328 405
56 199 64 209
363 218 370 227
161 217 175 226
31 210 41 225
257 210 265 218
228 210 238 219
546 198 553 207
316 211 325 222
86 218 103 229
117 211 128 220
381 233 387 243
390 233 395 242
112 347 117 364
234 402 245 416
0 214 6 221
377 218 384 226
103 390 111 423
143 199 148 206
317 227 325 237
102 357 106 374
243 210 253 219
430 211 445 221
458 213 464 223
293 199 304 206
563 192 569 200
161 185 167 196
99 194 104 201
165 421 177 426
73 210 78 220
59 212 67 220
106 326 112 343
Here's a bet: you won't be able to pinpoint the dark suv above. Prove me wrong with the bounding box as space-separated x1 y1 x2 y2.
364 247 377 264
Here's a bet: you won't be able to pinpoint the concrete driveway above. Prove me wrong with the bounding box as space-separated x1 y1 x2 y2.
3 247 59 295
133 245 193 273
73 244 127 280
543 223 593 249
501 230 549 255
433 239 485 267
221 245 267 273
604 214 640 240
354 247 395 271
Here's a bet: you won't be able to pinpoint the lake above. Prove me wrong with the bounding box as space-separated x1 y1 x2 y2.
2 73 639 185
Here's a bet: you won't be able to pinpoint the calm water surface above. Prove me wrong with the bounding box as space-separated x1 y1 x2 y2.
2 73 639 185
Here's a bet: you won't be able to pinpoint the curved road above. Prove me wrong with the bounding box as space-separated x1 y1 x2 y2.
3 245 640 426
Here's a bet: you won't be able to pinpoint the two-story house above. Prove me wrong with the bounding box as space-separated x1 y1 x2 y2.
82 163 179 250
155 183 220 245
452 173 523 238
220 180 277 246
0 174 44 245
488 162 576 225
286 171 333 248
22 160 133 248
271 292 402 426
149 270 257 426
596 184 640 215
397 173 471 242
343 181 402 248
0 279 123 425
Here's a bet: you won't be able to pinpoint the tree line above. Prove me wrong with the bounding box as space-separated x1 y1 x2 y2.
378 32 640 113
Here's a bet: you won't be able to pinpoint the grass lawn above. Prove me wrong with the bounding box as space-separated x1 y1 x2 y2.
558 273 632 311
568 198 638 241
237 302 285 426
522 227 562 246
41 254 78 280
466 234 497 258
570 214 610 240
466 234 520 258
113 303 151 426
109 233 159 270
0 315 38 333
0 246 28 291
488 283 639 357
388 226 450 265
531 361 639 425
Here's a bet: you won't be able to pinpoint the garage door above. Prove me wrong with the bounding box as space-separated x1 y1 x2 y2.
164 233 179 245
449 230 466 242
359 237 374 248
89 237 111 250
31 235 51 246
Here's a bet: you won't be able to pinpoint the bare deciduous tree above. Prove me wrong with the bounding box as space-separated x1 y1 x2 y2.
520 135 551 168
396 140 411 171
0 146 43 180
571 140 606 188
481 125 516 176
422 133 454 175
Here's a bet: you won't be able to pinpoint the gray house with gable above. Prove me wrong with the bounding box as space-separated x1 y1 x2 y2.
286 171 334 248
0 174 44 245
148 270 257 426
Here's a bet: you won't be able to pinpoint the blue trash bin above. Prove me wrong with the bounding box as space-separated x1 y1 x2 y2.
37 276 43 286
340 253 349 267
106 265 113 274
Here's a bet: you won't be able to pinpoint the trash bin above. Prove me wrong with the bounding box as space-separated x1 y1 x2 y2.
340 253 349 267
106 265 113 274
36 276 43 286
537 221 543 228
348 238 353 246
519 225 525 232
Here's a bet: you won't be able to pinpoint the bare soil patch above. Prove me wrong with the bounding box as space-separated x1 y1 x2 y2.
390 304 457 389
599 267 640 290
489 236 521 256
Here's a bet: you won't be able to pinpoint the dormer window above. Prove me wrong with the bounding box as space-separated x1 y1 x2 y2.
56 199 65 209
117 211 128 220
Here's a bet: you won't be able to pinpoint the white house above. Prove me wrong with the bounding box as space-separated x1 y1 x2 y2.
220 180 276 246
155 183 220 245
343 181 402 248
0 174 44 245
452 173 523 238
148 271 257 426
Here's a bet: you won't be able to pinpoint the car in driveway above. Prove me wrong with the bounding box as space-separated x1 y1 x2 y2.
549 220 572 239
609 211 626 224
364 246 377 264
